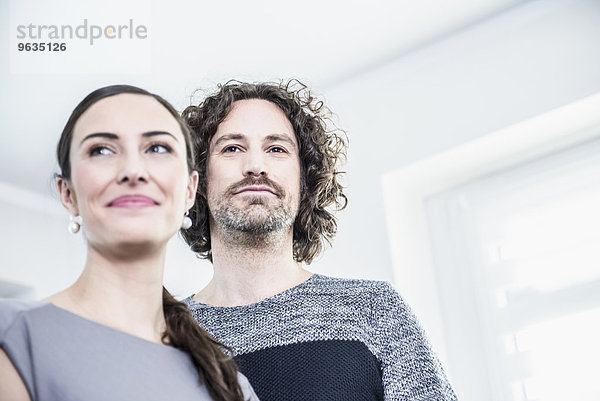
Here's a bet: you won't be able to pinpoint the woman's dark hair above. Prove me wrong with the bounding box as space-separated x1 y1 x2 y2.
56 85 245 401
181 79 348 264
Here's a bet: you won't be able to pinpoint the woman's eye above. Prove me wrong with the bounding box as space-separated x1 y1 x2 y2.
269 146 287 153
89 146 113 156
148 144 171 154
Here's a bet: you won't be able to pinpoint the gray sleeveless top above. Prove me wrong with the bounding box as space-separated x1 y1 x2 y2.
0 299 259 401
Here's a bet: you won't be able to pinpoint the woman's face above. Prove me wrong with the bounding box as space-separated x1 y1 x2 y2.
58 93 198 252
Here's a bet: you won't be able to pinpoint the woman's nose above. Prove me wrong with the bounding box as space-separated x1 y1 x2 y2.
117 156 149 185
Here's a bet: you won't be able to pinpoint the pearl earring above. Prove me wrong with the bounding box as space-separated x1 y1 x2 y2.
68 215 82 234
181 211 192 230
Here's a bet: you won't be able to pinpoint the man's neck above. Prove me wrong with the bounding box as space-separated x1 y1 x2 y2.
195 227 313 307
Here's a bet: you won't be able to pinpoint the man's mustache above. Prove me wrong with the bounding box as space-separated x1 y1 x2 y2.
226 176 284 198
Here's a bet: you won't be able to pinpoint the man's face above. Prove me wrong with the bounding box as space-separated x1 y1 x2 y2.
206 99 301 235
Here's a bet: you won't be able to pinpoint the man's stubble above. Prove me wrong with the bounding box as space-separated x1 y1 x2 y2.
208 178 300 248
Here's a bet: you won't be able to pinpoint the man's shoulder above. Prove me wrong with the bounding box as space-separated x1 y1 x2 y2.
310 274 397 298
309 275 411 319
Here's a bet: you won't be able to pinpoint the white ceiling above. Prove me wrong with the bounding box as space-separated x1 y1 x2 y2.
0 0 524 197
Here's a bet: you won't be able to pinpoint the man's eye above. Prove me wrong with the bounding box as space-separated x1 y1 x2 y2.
223 146 241 153
89 146 113 156
148 144 171 154
269 146 287 153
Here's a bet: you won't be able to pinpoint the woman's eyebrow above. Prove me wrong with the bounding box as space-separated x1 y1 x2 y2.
142 131 179 141
79 132 118 146
79 131 178 147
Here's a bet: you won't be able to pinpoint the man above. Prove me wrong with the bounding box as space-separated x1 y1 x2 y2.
180 80 457 401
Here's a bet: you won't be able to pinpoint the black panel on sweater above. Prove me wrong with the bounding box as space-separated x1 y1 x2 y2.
234 339 383 401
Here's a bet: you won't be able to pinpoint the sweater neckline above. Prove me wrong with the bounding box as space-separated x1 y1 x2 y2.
184 273 322 310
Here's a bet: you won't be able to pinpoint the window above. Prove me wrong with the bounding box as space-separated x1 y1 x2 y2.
425 137 600 400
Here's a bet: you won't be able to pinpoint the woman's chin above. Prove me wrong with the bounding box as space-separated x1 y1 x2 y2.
90 231 174 252
94 239 165 260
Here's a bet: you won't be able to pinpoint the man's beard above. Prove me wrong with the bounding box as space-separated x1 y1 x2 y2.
209 176 299 236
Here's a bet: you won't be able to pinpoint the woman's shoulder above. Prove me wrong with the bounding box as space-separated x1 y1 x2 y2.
0 299 49 334
237 372 260 401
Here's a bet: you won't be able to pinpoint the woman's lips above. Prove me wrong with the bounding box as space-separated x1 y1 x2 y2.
108 195 158 208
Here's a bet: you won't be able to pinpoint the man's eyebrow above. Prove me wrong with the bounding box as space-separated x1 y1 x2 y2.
212 133 246 148
264 134 297 150
79 131 178 146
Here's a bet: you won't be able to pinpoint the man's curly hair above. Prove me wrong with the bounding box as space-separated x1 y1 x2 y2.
181 80 347 264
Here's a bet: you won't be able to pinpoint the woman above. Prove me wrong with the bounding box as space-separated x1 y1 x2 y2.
0 85 258 401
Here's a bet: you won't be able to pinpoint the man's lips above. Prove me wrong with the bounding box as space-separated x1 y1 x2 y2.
108 195 159 208
234 185 277 195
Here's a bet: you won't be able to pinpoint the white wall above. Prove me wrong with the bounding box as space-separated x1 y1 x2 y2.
0 185 84 299
316 0 600 373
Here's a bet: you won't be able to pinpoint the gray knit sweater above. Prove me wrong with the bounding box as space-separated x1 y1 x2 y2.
184 274 457 401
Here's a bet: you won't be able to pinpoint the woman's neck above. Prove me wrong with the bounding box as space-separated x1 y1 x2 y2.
46 242 167 344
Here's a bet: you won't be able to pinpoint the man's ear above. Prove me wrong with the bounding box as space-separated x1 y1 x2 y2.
185 171 200 210
56 177 79 216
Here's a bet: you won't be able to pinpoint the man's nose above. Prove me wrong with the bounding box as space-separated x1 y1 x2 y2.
243 150 267 177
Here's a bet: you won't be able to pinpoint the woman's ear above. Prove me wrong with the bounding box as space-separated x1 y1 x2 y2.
56 177 79 216
186 171 200 209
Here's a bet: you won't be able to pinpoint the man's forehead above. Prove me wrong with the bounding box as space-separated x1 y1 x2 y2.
210 99 298 147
